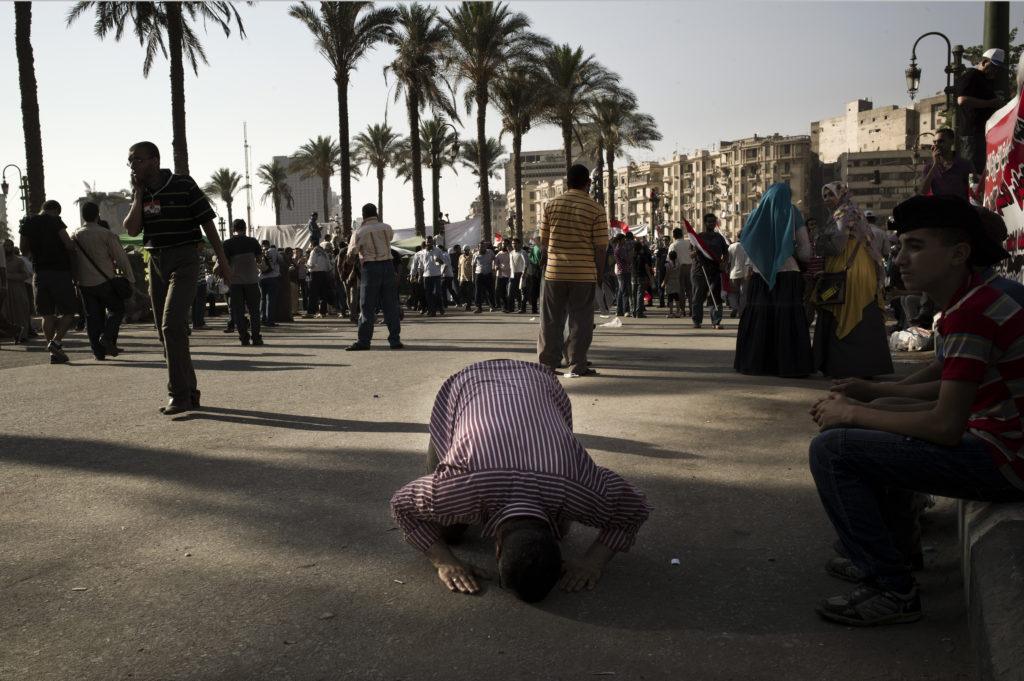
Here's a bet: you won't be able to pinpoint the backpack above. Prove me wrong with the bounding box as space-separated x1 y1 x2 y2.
258 251 274 274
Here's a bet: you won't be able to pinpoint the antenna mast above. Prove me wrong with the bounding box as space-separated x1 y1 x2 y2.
244 122 254 229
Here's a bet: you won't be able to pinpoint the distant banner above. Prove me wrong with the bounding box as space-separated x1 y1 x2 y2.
984 78 1024 253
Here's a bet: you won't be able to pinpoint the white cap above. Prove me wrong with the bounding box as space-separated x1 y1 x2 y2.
982 48 1005 67
864 210 876 218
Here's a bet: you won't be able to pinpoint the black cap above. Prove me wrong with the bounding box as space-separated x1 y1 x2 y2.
891 195 1009 267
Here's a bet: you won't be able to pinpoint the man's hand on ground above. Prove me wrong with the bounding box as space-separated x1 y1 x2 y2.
436 560 490 594
559 560 602 592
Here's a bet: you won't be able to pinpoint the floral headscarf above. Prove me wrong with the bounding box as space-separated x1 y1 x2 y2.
822 181 875 254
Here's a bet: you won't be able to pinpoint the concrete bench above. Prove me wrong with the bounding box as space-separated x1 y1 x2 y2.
959 500 1024 681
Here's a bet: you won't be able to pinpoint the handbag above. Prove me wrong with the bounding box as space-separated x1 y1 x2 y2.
812 240 861 307
73 236 133 300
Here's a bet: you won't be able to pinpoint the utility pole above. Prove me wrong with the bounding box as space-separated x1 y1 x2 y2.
243 122 254 229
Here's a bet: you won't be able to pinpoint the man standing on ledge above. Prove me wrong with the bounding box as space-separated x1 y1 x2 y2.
391 359 652 602
124 141 233 415
345 203 402 350
537 164 608 377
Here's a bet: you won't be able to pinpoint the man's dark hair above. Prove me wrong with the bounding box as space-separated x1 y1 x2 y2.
703 213 717 223
673 227 683 239
497 518 562 603
362 203 378 219
81 202 100 223
232 219 247 234
129 141 160 162
42 200 62 214
567 164 591 190
261 239 270 247
936 127 955 140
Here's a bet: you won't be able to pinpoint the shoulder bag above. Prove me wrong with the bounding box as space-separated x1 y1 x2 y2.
74 236 133 299
812 239 861 307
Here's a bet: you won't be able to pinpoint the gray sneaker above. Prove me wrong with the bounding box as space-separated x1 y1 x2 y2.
817 584 921 626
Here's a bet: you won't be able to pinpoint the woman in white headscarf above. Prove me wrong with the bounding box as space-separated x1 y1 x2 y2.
813 182 892 378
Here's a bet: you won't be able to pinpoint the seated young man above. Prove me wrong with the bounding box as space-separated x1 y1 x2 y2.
808 195 1024 626
390 359 652 602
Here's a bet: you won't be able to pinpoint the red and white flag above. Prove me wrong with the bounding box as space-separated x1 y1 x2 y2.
984 76 1024 252
610 218 629 232
684 218 731 294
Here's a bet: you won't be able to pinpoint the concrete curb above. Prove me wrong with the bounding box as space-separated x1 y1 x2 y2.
959 500 1024 681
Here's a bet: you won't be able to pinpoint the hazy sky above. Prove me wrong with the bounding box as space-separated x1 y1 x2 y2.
1 1 1019 232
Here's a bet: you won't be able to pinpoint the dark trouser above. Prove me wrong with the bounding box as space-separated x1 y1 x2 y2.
809 428 1024 592
308 271 329 315
960 134 986 179
520 275 535 312
459 280 474 308
298 279 309 311
474 273 494 310
679 264 692 314
632 273 646 316
495 276 509 310
507 273 522 312
259 276 279 323
357 260 401 347
443 276 458 306
230 282 261 341
423 275 442 315
148 244 200 404
537 279 595 374
691 266 722 326
657 269 666 306
616 273 631 316
192 281 207 327
80 281 125 358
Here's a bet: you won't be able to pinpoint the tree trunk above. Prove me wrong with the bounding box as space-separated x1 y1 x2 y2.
376 166 384 223
226 199 233 227
15 2 45 213
513 130 523 242
274 196 281 227
431 161 441 242
167 3 189 176
476 88 490 241
561 119 573 180
335 73 352 240
594 139 605 205
606 146 616 224
407 92 425 237
320 174 330 231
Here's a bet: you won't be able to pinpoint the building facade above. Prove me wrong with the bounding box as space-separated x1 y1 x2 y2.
273 155 339 227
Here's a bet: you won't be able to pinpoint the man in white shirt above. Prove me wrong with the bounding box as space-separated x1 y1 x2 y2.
305 242 333 318
668 227 693 316
345 203 402 350
727 234 748 318
509 239 527 313
410 235 447 317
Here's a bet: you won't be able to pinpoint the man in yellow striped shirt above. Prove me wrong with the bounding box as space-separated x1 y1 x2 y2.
537 165 609 376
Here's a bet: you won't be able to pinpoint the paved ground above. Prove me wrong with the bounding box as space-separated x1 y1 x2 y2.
0 306 973 681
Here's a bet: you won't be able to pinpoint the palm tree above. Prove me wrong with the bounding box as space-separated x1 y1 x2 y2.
289 1 397 239
16 2 45 212
352 123 403 223
66 2 246 176
539 43 619 178
442 1 536 240
419 118 460 237
203 168 246 226
459 137 506 180
492 61 545 241
590 95 661 224
256 159 294 227
290 136 341 224
386 2 457 238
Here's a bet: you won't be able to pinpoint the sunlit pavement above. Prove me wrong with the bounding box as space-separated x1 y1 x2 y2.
0 307 972 681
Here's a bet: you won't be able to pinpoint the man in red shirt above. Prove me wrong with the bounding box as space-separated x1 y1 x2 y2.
391 360 651 602
808 195 1024 626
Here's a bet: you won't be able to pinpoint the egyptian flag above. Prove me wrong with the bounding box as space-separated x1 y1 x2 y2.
684 218 731 293
985 75 1024 241
610 218 629 232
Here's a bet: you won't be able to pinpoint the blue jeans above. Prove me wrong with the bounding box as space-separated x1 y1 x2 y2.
259 276 279 323
615 272 631 316
632 273 646 316
357 260 401 347
809 428 1024 591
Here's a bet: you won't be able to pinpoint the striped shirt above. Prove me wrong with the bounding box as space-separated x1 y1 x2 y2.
140 171 215 250
938 271 1024 489
541 189 609 282
390 360 652 552
348 217 393 262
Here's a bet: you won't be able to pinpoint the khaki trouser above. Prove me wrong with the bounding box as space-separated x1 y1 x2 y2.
537 279 595 374
148 244 200 404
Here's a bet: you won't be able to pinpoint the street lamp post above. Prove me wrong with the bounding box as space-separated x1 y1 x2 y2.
905 32 965 120
1 164 29 243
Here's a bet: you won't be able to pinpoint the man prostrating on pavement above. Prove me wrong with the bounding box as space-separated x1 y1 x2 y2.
391 359 652 601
